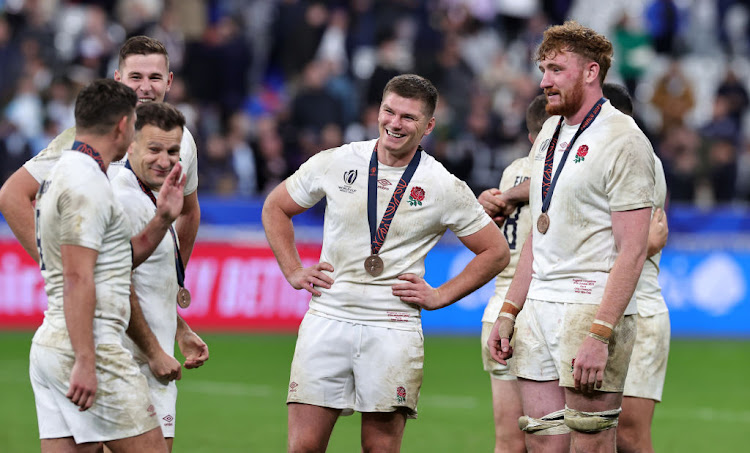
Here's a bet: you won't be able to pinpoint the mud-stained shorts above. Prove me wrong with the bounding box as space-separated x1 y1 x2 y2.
481 322 517 381
137 361 178 437
623 312 670 401
29 343 159 443
510 299 637 392
287 312 424 419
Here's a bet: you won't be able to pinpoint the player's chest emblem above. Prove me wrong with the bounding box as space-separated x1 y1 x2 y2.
574 145 589 163
338 169 358 194
408 186 426 206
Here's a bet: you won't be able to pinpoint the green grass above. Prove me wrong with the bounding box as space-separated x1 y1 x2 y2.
1 332 748 452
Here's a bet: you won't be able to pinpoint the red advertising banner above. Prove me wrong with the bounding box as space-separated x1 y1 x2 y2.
0 239 320 332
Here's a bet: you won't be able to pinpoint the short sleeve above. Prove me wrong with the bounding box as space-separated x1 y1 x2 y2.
606 134 655 212
24 127 76 183
181 127 199 196
285 150 331 208
442 176 492 237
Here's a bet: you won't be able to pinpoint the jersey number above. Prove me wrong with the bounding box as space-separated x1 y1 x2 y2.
503 205 523 250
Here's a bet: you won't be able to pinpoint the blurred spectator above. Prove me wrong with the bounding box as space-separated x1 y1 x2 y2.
226 111 259 197
715 68 749 131
270 1 328 83
659 125 701 202
0 120 32 183
198 133 238 195
0 15 23 106
651 60 695 136
289 59 344 138
252 116 290 196
613 13 653 95
645 0 685 55
184 15 251 118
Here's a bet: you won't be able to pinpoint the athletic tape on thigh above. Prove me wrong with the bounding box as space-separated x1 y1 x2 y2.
564 406 622 433
518 409 571 435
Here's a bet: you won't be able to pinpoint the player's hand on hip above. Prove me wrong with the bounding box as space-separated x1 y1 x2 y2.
288 262 334 296
572 336 609 394
478 188 507 222
67 358 97 411
156 162 186 223
488 316 514 365
148 349 182 383
391 274 445 310
179 330 209 369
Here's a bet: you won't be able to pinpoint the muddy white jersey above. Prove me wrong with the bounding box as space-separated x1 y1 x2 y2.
33 151 132 349
24 125 198 195
286 139 491 330
112 168 178 361
527 101 655 313
482 156 532 323
635 156 669 317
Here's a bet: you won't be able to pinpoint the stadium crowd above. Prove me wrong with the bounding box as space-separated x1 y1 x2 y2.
1 0 750 205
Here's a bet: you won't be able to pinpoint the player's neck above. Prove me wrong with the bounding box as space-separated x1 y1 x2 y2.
377 146 418 167
73 134 121 171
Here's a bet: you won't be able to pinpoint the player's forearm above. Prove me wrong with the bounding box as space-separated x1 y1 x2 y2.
0 173 40 262
262 203 304 281
175 191 200 266
63 275 96 364
131 215 172 268
438 245 509 305
125 285 162 358
502 179 530 206
595 249 647 326
176 313 192 337
504 232 533 309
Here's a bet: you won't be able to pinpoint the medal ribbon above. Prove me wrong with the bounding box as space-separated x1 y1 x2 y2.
540 98 606 213
72 140 106 174
368 142 422 255
125 160 185 288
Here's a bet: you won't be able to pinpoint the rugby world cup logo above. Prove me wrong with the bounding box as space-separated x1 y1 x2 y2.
343 169 358 185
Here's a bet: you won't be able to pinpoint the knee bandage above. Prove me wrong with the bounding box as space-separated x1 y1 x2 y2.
518 409 571 435
564 406 622 433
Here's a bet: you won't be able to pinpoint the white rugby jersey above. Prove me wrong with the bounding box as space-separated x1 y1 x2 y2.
482 156 532 323
32 151 132 349
527 101 655 314
112 168 178 362
24 125 199 195
634 156 669 317
286 139 491 330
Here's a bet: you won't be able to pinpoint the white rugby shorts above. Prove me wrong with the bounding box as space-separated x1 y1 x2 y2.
511 299 636 392
137 361 178 437
287 312 424 418
29 343 160 443
623 312 670 401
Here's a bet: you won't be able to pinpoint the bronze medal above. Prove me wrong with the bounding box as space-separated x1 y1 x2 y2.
177 287 191 309
537 212 550 234
364 254 384 277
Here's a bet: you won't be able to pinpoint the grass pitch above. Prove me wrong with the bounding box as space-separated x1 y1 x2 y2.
1 332 748 452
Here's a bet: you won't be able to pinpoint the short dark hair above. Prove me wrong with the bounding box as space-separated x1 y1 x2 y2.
602 83 633 116
382 74 438 117
118 35 169 70
536 21 613 85
75 79 137 135
526 94 550 138
135 102 186 133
